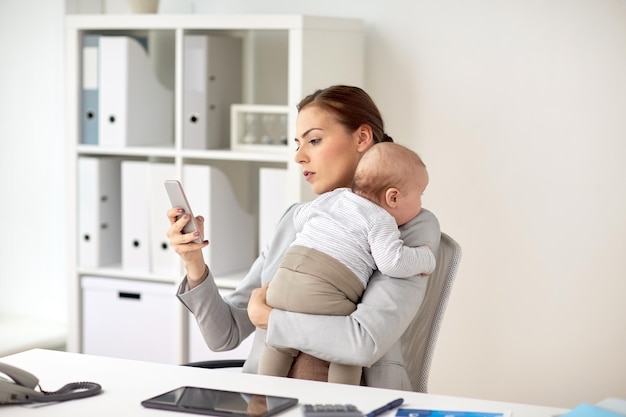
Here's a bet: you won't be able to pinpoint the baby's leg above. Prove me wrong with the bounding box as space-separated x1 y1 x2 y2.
327 362 362 385
259 344 299 377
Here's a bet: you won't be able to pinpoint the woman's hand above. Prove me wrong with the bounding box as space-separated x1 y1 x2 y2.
166 207 208 288
248 283 273 329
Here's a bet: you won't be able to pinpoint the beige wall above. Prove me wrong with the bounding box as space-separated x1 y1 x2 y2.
362 1 626 408
1 0 624 409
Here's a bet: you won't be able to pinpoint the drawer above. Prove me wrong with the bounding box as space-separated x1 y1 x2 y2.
81 276 179 363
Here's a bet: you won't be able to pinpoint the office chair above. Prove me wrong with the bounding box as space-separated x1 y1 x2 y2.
185 232 462 394
184 358 245 369
400 232 462 393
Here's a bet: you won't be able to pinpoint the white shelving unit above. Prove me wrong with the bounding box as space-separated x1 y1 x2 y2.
65 14 364 364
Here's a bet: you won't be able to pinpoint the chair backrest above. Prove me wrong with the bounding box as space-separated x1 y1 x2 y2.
400 232 462 393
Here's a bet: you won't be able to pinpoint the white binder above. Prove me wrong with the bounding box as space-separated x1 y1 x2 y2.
78 157 122 268
259 167 288 252
99 36 173 147
183 34 243 150
148 162 179 275
121 160 151 272
183 164 255 276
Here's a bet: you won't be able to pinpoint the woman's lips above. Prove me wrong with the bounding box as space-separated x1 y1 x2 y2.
303 171 314 182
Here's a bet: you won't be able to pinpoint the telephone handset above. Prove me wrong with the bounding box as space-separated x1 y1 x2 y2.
0 362 102 405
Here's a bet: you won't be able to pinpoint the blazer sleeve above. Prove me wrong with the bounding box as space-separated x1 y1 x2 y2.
265 208 441 367
176 204 299 352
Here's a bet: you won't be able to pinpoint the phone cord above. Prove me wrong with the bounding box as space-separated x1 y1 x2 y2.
37 381 102 402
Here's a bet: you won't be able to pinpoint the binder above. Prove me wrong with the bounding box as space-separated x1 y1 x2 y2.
81 35 100 145
148 162 179 275
78 157 122 267
183 35 243 150
259 167 288 252
183 164 255 276
99 36 173 147
121 160 151 272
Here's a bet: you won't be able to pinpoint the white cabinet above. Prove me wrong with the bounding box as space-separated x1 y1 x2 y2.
81 276 179 363
65 14 364 364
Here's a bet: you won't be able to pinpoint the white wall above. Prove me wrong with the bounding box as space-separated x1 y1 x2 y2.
2 0 625 409
0 0 66 322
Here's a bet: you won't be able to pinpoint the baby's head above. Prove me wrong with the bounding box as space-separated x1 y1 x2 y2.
352 142 428 225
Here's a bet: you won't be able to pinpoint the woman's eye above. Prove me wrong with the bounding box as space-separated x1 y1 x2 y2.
309 138 321 145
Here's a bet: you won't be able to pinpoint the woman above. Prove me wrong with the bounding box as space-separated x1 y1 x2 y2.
167 85 441 390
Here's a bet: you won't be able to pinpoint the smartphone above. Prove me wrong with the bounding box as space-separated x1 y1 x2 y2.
164 180 203 243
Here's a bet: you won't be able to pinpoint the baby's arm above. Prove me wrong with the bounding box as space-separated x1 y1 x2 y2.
265 209 441 368
368 217 436 277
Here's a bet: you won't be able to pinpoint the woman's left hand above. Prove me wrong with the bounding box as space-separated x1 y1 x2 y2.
248 283 272 329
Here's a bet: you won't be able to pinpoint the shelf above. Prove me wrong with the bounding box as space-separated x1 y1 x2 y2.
76 145 290 163
65 14 364 32
214 269 250 290
78 265 179 284
77 266 250 288
180 149 289 163
65 13 364 364
77 144 175 158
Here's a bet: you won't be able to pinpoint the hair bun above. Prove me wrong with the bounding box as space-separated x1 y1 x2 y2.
382 133 394 142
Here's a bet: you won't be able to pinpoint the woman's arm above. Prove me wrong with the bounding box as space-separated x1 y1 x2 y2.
177 256 261 351
264 208 441 367
177 204 300 352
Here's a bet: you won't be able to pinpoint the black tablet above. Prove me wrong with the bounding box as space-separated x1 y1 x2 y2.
141 386 299 417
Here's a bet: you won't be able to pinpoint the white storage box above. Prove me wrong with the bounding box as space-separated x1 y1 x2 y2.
81 276 179 363
230 104 289 152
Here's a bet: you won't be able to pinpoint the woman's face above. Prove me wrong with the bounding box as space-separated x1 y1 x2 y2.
294 106 371 195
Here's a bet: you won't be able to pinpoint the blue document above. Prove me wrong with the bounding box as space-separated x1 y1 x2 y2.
562 404 625 417
81 34 99 145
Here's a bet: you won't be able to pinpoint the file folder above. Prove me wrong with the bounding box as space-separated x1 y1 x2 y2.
183 34 243 150
78 157 122 267
99 36 173 147
148 162 179 275
121 160 151 272
259 167 288 252
81 35 100 145
183 164 255 276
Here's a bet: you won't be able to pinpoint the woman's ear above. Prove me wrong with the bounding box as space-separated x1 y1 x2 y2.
355 124 374 151
385 188 400 208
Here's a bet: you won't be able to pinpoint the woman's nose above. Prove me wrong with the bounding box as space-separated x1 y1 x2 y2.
294 146 307 164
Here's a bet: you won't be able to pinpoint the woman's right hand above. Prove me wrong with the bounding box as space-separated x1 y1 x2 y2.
166 207 209 288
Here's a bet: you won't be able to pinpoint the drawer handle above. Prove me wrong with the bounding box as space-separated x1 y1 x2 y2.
118 292 141 300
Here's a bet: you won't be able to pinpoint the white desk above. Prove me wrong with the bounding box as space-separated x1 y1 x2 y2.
0 349 567 417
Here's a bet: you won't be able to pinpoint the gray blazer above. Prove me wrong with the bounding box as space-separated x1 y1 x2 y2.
178 204 440 390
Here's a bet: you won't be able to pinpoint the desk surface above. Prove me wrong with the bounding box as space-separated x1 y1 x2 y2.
0 349 567 417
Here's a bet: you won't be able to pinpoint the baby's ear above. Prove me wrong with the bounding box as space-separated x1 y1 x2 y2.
385 188 399 208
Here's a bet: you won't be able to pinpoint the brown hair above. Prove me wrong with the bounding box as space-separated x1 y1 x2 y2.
352 142 426 206
297 85 394 143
